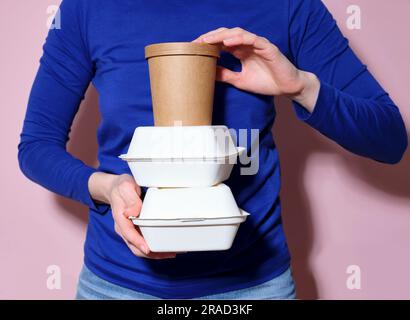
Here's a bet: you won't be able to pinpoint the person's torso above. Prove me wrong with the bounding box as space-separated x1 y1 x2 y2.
87 0 289 171
83 0 291 298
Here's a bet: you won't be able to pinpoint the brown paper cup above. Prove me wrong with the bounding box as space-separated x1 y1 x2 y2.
145 42 220 126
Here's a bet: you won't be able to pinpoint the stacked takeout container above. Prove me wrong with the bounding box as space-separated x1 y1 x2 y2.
120 43 249 252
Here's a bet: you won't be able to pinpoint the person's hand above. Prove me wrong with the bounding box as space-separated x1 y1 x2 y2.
88 172 177 259
194 27 320 112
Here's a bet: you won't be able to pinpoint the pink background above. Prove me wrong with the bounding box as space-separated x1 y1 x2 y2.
1 0 409 299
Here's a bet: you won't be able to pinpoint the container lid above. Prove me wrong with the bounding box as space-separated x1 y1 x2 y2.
138 184 241 219
145 42 220 59
121 125 240 160
129 210 250 227
119 147 245 162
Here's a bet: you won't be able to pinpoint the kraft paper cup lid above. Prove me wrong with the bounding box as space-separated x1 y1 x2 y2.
145 42 220 59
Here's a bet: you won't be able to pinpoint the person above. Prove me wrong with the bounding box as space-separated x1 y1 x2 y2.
18 0 407 300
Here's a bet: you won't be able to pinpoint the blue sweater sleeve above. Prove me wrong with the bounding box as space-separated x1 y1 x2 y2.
289 0 407 164
18 0 107 213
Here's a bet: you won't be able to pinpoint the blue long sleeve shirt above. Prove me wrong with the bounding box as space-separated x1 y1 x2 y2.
18 0 407 298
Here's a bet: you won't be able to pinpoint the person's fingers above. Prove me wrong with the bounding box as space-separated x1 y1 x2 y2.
193 27 228 43
122 225 147 253
133 225 178 259
116 214 178 259
253 36 273 51
222 34 272 55
203 27 245 43
134 182 142 197
114 226 147 257
201 27 251 45
201 28 276 61
123 238 147 257
114 223 121 235
126 240 176 259
222 36 280 67
116 212 149 254
119 232 177 259
216 66 241 86
217 45 246 60
223 33 254 47
194 28 275 65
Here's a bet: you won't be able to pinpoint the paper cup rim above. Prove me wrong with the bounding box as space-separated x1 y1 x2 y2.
145 42 220 59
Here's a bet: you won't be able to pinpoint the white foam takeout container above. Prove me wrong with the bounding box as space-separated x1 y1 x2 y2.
128 185 249 252
120 149 244 187
124 125 239 159
120 125 244 187
129 211 250 252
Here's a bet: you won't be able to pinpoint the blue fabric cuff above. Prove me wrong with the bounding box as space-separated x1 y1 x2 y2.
293 81 336 129
78 167 110 215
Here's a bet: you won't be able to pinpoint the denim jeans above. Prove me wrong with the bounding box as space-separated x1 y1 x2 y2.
76 264 296 300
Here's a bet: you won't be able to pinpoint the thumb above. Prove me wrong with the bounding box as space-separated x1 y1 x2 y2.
117 183 142 218
216 66 241 87
125 195 142 218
